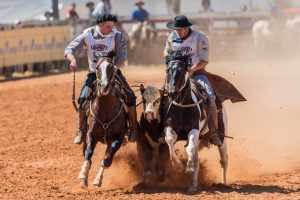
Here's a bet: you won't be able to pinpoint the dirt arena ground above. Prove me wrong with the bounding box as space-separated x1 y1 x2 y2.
0 58 299 199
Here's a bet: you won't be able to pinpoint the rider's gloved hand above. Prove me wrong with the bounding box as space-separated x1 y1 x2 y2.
70 58 77 72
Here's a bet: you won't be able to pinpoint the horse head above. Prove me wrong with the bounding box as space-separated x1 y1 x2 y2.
95 51 116 96
165 51 191 100
140 84 163 122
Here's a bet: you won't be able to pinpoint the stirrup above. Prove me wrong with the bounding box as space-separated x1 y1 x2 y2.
73 130 85 145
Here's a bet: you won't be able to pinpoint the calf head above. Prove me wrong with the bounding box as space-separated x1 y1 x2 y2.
140 85 162 123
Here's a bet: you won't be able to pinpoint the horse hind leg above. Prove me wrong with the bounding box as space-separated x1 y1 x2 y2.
93 136 123 186
218 142 228 185
218 106 228 185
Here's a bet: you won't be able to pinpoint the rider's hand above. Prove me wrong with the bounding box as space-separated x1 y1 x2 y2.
70 58 77 72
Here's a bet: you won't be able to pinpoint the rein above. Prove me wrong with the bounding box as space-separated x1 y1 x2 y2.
72 71 78 112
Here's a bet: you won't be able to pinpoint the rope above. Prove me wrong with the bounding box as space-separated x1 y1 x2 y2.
72 71 78 112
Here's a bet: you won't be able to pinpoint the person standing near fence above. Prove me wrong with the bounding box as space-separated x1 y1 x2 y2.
66 3 80 38
93 0 111 17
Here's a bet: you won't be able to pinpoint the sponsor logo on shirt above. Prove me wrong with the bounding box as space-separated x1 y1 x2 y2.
91 44 107 51
178 46 192 55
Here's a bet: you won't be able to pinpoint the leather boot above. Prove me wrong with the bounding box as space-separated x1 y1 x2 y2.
127 106 138 142
208 98 223 146
74 109 87 144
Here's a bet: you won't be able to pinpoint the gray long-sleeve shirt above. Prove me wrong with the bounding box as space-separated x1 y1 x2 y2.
64 26 127 71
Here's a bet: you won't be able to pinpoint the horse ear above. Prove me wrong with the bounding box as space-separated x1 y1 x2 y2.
107 51 116 59
140 84 145 95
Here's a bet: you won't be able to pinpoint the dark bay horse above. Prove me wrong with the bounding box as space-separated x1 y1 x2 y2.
78 53 127 188
163 53 229 192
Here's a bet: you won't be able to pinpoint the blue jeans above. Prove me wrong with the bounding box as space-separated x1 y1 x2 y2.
191 74 215 99
78 73 96 109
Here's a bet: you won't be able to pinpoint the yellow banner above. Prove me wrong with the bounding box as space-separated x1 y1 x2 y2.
1 25 71 68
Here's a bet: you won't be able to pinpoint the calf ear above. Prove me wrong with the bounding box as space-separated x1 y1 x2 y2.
140 84 145 95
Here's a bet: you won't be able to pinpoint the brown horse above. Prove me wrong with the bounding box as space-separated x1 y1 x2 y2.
78 52 128 188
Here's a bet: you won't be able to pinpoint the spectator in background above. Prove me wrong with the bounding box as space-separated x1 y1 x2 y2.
66 3 80 38
131 1 149 23
200 0 214 13
93 0 111 17
86 2 96 27
165 0 181 16
66 3 79 19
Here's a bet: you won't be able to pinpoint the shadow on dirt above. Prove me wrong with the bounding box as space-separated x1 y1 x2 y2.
126 182 298 195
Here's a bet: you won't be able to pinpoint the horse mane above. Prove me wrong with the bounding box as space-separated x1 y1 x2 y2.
166 50 192 68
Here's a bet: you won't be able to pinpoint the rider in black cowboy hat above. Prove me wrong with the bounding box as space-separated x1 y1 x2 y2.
164 15 223 146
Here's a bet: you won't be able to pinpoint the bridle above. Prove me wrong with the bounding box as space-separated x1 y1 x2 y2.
96 57 116 96
165 60 203 110
90 56 123 144
165 60 188 101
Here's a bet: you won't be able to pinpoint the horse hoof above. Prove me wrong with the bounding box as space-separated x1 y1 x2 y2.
93 179 102 187
142 170 152 177
78 172 86 180
187 186 198 193
185 167 194 174
82 180 88 188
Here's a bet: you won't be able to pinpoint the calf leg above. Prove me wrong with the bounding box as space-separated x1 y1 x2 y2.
142 142 153 177
156 143 169 182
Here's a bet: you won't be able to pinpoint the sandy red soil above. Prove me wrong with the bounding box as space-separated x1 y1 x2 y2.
0 61 299 200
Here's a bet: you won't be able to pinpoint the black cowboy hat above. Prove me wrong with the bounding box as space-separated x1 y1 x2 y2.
96 13 118 24
166 15 196 29
135 1 145 6
85 2 94 7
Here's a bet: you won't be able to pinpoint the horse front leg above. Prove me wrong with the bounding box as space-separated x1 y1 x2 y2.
93 135 123 186
78 132 97 187
164 127 183 171
188 145 200 193
185 129 200 193
185 129 200 174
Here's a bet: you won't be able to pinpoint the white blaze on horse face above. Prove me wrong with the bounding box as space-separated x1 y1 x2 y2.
143 87 161 122
100 60 110 87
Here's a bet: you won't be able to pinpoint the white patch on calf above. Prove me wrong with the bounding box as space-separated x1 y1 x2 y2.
143 86 161 121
